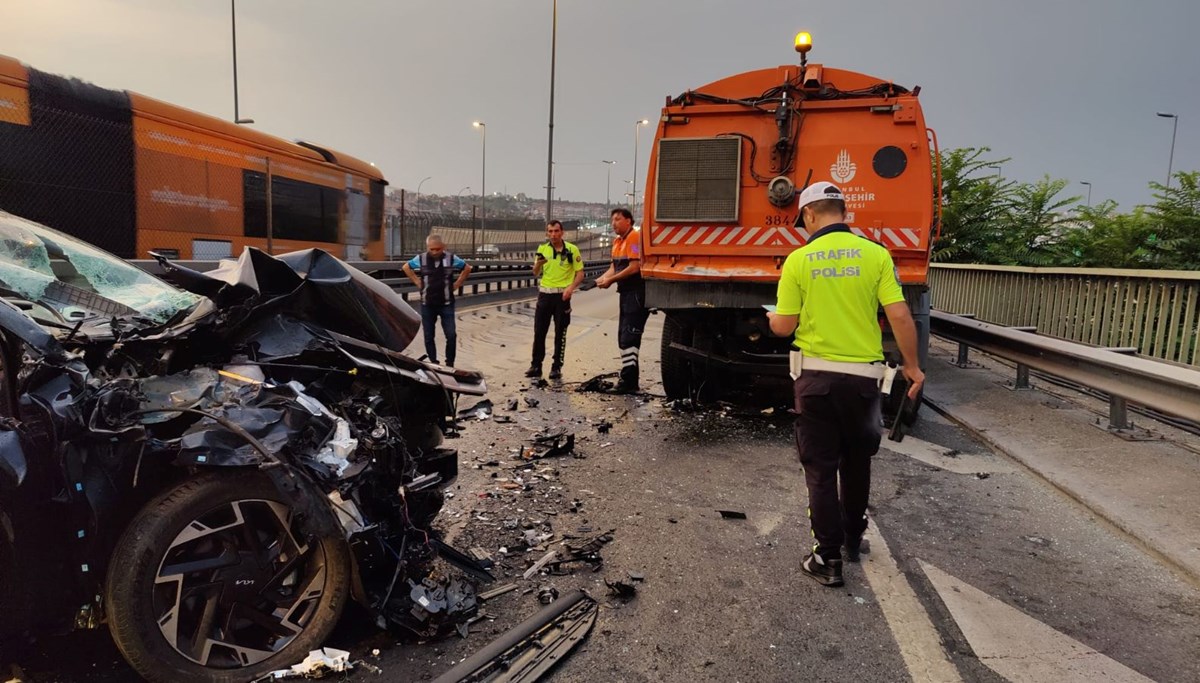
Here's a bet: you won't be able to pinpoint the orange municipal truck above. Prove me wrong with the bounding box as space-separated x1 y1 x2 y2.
642 33 940 416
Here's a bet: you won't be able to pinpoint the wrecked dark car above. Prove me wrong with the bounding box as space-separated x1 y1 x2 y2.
0 211 487 681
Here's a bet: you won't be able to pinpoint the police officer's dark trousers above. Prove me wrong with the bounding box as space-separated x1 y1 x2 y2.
792 370 882 561
617 288 650 385
531 292 571 369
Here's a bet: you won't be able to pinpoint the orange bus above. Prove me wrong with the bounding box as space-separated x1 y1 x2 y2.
0 54 387 260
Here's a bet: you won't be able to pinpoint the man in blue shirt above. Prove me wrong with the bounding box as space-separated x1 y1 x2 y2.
402 234 472 366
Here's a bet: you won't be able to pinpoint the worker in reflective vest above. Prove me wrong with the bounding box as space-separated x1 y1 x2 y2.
402 234 472 367
767 182 925 588
595 208 649 394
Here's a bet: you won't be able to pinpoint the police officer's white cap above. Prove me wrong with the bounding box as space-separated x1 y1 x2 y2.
797 181 845 210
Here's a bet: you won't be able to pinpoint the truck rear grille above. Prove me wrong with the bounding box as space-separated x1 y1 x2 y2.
654 137 741 222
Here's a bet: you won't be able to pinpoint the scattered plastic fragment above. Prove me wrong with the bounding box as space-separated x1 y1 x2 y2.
717 510 747 520
268 648 352 678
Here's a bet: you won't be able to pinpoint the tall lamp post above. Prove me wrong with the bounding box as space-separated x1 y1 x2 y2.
415 176 431 213
1156 112 1179 189
1080 181 1092 207
632 119 649 219
986 164 1002 178
473 122 486 233
456 186 471 217
602 160 617 212
231 0 253 124
545 0 558 222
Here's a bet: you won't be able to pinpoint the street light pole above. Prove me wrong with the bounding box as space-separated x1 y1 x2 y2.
457 186 471 217
545 0 557 222
602 160 616 212
230 0 253 124
632 119 649 220
473 122 486 234
1080 181 1092 207
1157 112 1179 189
986 164 1002 178
415 176 431 213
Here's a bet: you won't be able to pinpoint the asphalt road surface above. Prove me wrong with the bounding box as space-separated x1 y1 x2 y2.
7 290 1200 682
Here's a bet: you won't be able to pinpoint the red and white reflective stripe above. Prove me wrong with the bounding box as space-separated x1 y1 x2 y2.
649 225 923 249
880 227 922 249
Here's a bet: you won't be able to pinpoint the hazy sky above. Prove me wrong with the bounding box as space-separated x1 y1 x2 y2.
2 0 1196 210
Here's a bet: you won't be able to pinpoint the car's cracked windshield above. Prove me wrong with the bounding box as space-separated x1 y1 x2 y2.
0 211 201 325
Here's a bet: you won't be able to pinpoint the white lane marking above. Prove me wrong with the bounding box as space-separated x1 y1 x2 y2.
863 523 964 682
881 436 1013 475
919 562 1155 682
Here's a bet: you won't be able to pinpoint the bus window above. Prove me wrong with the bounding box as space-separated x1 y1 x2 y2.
242 171 339 244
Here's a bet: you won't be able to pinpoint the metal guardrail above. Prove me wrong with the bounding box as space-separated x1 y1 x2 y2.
929 263 1200 368
133 259 608 303
930 310 1200 432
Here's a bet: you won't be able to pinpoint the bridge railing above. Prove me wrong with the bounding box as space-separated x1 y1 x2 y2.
930 263 1200 368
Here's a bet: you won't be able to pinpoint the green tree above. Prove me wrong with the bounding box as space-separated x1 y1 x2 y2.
1148 171 1200 270
993 176 1081 266
932 148 1015 263
1056 201 1157 268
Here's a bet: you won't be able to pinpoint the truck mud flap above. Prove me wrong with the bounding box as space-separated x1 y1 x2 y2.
432 589 598 683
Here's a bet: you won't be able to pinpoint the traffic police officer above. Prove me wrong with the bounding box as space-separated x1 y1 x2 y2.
526 220 585 380
595 208 649 393
767 182 925 587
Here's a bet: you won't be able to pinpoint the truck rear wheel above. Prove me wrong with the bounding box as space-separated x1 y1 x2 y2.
661 313 692 401
661 312 725 403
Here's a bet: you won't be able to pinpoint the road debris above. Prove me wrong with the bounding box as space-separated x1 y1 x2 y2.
522 429 576 459
717 510 748 520
478 583 519 602
577 372 620 394
538 586 560 605
267 648 352 679
604 578 638 601
458 399 494 421
523 550 560 579
431 590 598 683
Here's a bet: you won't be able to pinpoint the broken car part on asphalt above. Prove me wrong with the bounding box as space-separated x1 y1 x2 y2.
0 212 489 682
431 589 598 683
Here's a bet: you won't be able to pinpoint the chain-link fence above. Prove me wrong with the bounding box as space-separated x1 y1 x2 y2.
1 66 386 261
385 207 610 264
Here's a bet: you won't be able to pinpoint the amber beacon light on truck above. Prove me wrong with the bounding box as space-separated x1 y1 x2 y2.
641 31 941 422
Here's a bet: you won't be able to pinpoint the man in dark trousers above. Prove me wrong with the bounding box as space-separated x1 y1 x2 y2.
767 182 924 587
526 220 585 380
595 208 649 393
402 234 472 366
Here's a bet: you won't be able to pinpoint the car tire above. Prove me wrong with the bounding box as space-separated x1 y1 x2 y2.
105 471 350 683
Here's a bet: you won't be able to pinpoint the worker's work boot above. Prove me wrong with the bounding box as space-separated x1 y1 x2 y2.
524 365 542 378
801 553 844 587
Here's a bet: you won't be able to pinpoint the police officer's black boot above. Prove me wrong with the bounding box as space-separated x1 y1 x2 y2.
801 552 844 587
525 364 542 378
548 365 562 380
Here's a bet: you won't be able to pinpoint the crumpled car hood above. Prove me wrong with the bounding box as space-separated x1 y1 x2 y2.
155 247 421 354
